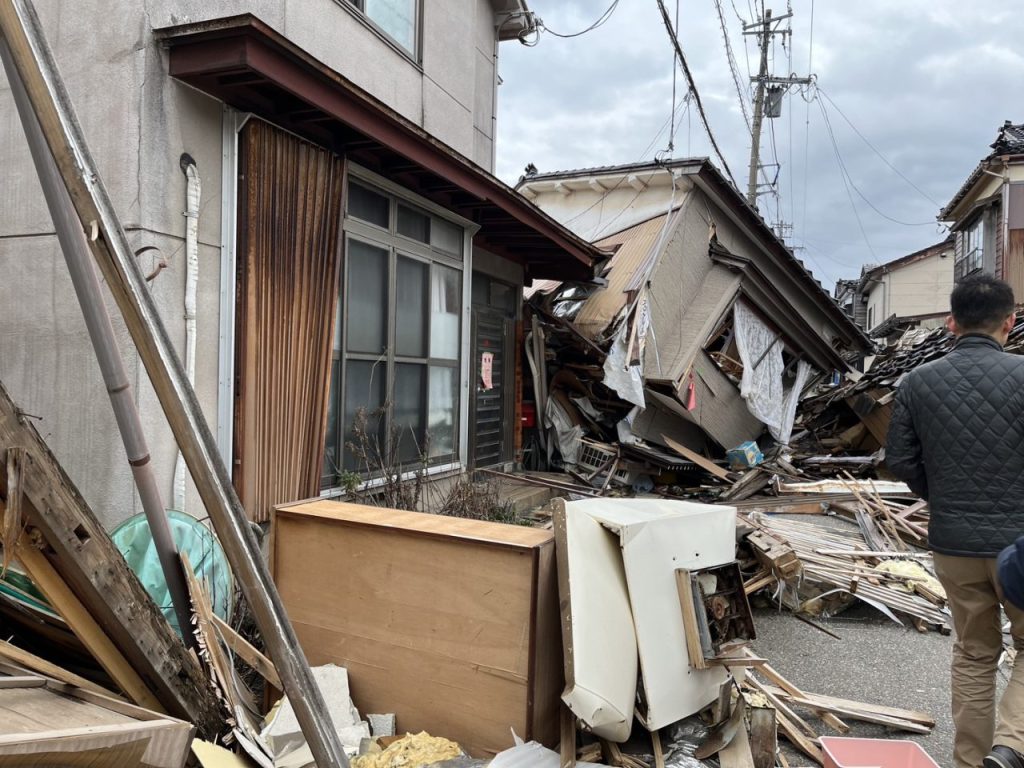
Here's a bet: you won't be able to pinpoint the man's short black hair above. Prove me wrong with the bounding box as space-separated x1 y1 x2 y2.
951 275 1015 331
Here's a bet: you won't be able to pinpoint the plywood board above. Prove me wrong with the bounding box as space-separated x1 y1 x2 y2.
272 500 562 757
0 670 193 768
553 500 637 742
570 499 735 731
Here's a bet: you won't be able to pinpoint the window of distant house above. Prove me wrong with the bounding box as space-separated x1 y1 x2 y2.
322 175 466 488
955 217 984 281
344 0 420 57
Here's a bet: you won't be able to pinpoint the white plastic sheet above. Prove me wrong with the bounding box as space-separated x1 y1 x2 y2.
603 324 645 409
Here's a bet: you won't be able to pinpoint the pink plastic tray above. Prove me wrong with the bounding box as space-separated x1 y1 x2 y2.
820 737 940 768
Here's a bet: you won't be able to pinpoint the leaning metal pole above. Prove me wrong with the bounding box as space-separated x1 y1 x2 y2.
0 3 348 765
0 35 195 645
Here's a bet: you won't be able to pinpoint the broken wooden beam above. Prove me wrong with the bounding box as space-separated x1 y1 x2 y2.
0 383 223 737
747 530 802 580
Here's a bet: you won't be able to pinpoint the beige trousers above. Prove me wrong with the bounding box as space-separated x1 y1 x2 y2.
934 553 1024 768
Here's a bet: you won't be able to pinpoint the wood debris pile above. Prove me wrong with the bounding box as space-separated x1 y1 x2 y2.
736 480 950 635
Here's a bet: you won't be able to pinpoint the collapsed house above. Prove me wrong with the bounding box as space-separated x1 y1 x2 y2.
516 159 871 482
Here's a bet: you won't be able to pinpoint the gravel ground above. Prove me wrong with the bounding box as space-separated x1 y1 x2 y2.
750 602 976 767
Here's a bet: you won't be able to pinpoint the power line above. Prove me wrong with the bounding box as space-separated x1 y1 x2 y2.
540 1 620 38
798 0 814 248
816 98 876 259
712 0 752 132
817 88 942 208
654 0 738 187
817 99 936 227
668 0 681 152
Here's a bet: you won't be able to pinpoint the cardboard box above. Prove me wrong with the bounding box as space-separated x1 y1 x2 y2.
272 500 562 757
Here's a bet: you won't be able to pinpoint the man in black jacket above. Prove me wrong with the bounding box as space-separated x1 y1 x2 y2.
887 275 1024 768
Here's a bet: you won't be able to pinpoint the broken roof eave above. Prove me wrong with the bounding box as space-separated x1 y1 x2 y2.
155 14 604 281
709 246 851 372
681 162 872 354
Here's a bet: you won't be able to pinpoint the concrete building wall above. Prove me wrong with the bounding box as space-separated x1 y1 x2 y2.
0 0 510 529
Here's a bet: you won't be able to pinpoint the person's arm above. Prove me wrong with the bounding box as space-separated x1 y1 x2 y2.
885 383 929 500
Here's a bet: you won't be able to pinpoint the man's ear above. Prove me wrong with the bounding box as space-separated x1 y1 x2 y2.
946 314 959 334
1005 312 1017 334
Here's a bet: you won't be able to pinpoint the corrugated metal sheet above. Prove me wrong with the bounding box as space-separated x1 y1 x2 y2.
574 207 683 338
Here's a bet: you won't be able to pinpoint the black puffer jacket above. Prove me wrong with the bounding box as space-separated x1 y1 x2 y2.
886 334 1024 557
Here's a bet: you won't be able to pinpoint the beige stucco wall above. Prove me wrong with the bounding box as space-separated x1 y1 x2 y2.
0 0 511 529
865 248 954 329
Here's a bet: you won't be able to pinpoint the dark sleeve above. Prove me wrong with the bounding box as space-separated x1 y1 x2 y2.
998 537 1024 611
885 383 929 500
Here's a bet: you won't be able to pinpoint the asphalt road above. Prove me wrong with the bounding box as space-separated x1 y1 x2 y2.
750 602 978 767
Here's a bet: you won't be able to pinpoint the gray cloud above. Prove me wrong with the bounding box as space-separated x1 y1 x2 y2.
497 0 1024 288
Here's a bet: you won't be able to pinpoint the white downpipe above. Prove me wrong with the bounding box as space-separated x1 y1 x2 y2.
174 157 201 512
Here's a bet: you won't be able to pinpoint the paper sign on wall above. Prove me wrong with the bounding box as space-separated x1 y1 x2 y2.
481 352 494 390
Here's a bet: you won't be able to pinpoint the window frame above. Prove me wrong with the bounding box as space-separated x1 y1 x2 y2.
340 0 423 62
955 217 984 281
321 165 478 494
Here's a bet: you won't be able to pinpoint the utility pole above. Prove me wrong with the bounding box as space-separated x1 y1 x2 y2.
746 9 771 207
743 9 813 211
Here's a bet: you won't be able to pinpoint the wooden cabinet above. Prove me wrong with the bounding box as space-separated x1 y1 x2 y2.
272 500 562 757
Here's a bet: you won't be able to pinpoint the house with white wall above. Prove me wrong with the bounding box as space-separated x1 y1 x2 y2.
0 0 603 527
859 237 954 336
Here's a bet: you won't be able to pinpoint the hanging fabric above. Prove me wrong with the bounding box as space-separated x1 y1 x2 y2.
733 301 785 433
771 359 814 445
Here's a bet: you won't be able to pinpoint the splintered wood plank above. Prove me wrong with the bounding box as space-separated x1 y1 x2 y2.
651 729 666 768
661 435 731 480
746 650 848 735
211 615 281 690
560 704 576 768
718 722 756 768
782 694 930 734
748 704 777 768
1 521 158 711
0 640 116 698
0 382 222 736
675 569 708 669
766 687 934 732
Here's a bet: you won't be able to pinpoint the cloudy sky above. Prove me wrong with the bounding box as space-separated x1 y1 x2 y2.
496 0 1024 289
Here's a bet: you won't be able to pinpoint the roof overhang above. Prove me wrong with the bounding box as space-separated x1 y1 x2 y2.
709 244 852 371
940 153 1024 222
155 14 601 281
684 161 872 354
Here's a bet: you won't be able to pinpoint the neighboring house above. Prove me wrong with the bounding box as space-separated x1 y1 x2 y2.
0 1 603 527
940 121 1024 292
834 278 866 329
518 159 870 454
836 238 954 337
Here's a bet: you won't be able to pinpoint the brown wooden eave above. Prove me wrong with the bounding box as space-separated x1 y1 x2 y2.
155 14 603 281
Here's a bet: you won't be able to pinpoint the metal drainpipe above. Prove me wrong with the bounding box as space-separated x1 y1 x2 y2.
0 36 195 646
173 155 201 513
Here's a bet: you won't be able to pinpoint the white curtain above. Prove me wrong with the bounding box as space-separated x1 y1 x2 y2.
772 359 813 445
733 302 816 445
734 301 785 432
